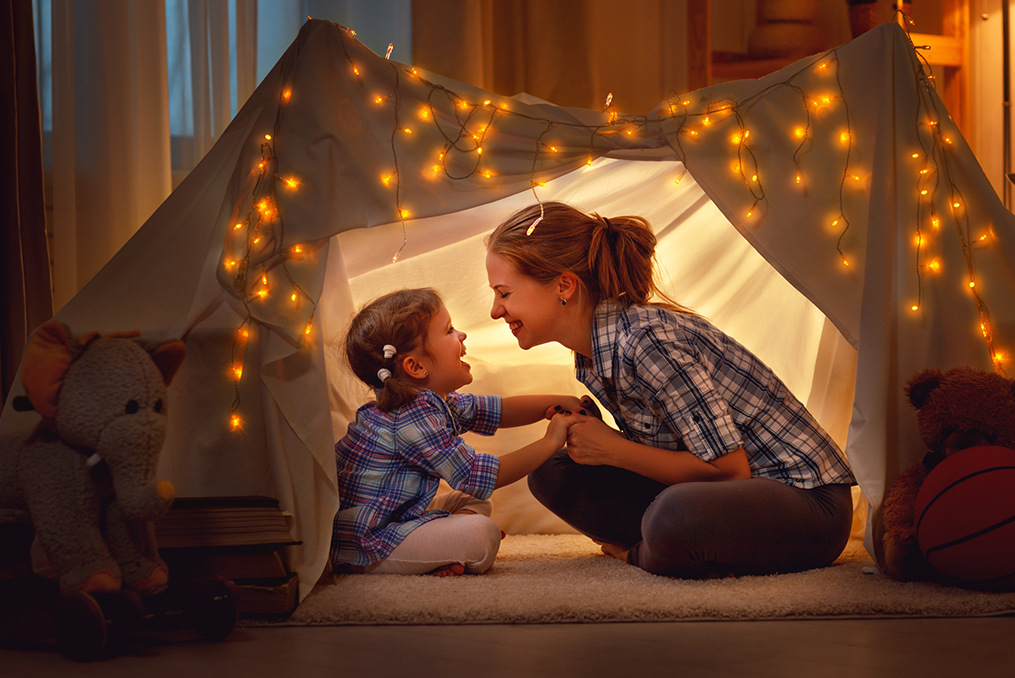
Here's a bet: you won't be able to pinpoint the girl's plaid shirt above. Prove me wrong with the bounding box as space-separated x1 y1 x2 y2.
331 390 501 566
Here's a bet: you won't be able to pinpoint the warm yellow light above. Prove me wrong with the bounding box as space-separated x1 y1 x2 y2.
233 366 243 380
912 153 920 159
293 245 302 253
796 173 801 184
305 322 313 335
283 88 292 102
842 257 850 267
931 216 939 228
587 157 593 166
920 189 928 195
751 174 758 182
484 99 491 105
261 274 268 285
911 305 919 311
953 202 961 208
944 137 952 144
852 175 861 182
979 234 988 241
482 170 493 178
746 208 753 218
353 66 360 75
549 146 558 152
240 329 249 339
257 289 268 299
382 173 393 186
832 219 839 226
234 222 243 230
284 177 299 189
264 134 272 140
689 130 698 137
794 127 806 139
839 131 850 144
258 161 266 171
253 236 261 244
291 292 297 302
224 259 235 269
743 130 749 139
929 259 940 271
400 208 410 218
534 181 547 187
914 234 924 247
420 108 429 119
477 147 483 154
731 133 742 144
681 100 690 105
731 161 741 172
375 96 384 104
231 414 241 430
460 101 469 109
969 281 976 288
920 168 929 174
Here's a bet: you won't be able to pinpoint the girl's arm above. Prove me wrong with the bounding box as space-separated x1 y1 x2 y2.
562 415 751 485
499 394 600 428
493 413 569 489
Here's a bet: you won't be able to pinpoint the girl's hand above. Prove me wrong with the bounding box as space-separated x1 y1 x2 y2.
564 415 623 466
543 395 602 421
543 413 570 449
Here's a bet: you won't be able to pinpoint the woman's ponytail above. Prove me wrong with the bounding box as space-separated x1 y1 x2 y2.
488 201 692 314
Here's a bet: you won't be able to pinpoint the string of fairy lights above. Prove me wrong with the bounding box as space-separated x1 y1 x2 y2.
220 17 1005 432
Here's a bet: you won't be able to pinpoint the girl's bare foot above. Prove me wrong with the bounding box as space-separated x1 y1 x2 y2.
428 563 466 577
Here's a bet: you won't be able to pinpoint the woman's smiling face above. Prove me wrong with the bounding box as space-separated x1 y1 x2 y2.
486 251 563 350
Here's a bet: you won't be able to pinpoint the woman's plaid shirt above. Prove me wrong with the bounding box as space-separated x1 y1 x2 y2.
331 390 501 566
574 301 854 489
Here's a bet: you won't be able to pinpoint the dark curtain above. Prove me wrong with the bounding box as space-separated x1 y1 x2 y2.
0 0 53 406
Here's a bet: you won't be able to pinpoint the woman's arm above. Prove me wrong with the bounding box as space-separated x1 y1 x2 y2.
499 394 599 428
563 415 751 485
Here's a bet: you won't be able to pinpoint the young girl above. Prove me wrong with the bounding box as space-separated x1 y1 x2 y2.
329 288 589 577
485 201 856 579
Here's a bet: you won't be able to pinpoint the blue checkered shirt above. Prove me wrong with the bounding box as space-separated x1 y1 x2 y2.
575 301 854 489
331 390 502 566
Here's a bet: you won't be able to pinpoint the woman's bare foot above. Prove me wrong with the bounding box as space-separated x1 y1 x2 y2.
428 563 466 577
593 540 631 563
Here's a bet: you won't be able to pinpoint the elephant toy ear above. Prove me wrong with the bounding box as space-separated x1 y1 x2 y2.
21 321 74 419
150 341 186 386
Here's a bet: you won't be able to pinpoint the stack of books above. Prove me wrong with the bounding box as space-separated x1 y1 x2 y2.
156 496 302 618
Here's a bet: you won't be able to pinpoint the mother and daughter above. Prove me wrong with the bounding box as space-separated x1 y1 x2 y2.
327 201 855 580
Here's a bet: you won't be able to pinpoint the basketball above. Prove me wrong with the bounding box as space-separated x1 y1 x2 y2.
914 446 1015 590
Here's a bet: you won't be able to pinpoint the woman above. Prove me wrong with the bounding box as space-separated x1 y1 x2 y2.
485 202 855 578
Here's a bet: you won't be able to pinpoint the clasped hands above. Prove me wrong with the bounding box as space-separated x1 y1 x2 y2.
542 396 623 466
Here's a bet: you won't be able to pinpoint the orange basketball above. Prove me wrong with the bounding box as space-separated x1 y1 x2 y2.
914 446 1015 590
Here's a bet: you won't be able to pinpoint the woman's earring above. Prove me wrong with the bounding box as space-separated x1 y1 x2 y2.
560 298 567 307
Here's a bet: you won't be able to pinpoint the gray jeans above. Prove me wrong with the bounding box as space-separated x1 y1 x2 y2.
528 449 853 578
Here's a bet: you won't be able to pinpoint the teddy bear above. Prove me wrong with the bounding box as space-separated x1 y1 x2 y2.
879 366 1015 582
0 320 185 595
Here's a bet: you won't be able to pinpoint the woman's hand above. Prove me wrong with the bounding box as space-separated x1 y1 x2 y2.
543 395 602 421
563 414 624 466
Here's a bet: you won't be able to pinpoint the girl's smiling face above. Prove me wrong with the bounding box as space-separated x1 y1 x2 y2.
486 251 563 350
412 303 472 398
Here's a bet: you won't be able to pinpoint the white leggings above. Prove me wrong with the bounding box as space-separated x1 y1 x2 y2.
364 491 502 575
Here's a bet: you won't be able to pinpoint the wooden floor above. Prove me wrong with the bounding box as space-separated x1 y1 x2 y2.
4 617 1015 677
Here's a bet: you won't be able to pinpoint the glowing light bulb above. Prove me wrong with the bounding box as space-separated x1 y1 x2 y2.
291 292 297 302
265 134 272 140
920 169 929 174
375 96 384 104
234 222 243 230
482 170 493 178
549 146 558 152
681 100 690 105
477 147 483 154
257 289 268 299
703 116 711 126
920 189 929 195
284 177 299 189
460 101 469 109
842 258 850 267
746 208 754 218
969 281 976 288
839 131 850 144
751 174 758 182
231 414 241 430
929 260 940 271
484 100 491 105
261 274 268 285
731 133 742 144
953 202 961 208
283 88 292 102
911 305 919 311
796 173 802 184
224 259 235 269
233 366 243 379
689 130 698 137
794 127 806 139
931 216 939 228
353 66 360 75
400 208 410 218
912 153 920 159
240 329 249 339
420 108 429 119
305 323 312 335
293 245 302 253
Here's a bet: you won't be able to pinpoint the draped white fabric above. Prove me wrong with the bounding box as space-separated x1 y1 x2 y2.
5 20 1013 600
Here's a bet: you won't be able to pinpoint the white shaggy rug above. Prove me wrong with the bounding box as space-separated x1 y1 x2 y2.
266 535 1015 625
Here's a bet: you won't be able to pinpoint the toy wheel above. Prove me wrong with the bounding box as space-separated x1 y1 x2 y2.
55 592 107 661
188 579 238 641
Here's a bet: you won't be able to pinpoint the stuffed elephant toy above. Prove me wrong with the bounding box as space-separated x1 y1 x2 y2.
0 321 185 595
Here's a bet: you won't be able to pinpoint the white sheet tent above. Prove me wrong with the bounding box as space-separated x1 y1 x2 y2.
3 19 1013 601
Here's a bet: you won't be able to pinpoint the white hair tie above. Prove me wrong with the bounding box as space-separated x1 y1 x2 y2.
377 368 392 383
382 344 397 359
